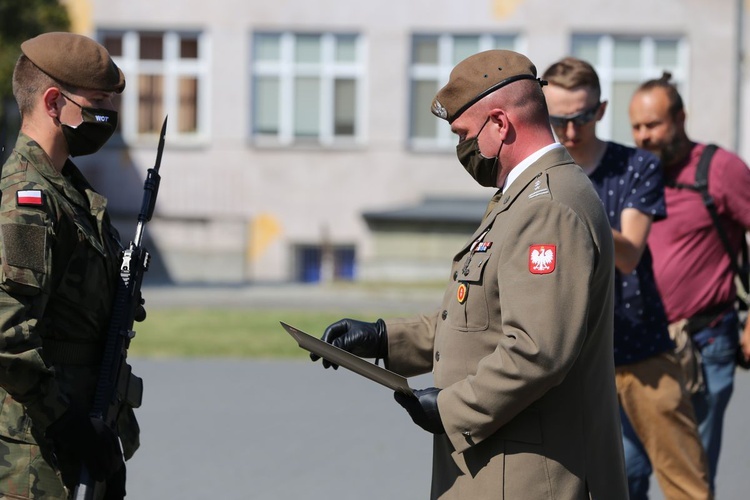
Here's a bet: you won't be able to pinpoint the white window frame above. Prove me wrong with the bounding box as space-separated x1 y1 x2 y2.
571 34 689 144
100 29 212 146
408 33 525 152
251 31 368 148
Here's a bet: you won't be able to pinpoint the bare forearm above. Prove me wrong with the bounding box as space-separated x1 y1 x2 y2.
612 229 643 274
740 317 750 360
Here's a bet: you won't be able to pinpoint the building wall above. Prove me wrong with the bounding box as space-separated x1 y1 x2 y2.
78 0 749 283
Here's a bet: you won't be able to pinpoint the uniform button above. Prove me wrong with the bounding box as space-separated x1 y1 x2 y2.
435 351 440 361
453 271 458 281
441 310 448 320
462 430 471 437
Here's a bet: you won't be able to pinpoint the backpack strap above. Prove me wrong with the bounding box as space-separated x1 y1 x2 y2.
693 145 743 274
692 144 749 305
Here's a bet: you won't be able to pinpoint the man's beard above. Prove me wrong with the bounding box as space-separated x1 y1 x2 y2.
650 132 681 168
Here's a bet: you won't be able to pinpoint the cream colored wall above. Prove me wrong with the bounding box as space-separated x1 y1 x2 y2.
77 0 747 283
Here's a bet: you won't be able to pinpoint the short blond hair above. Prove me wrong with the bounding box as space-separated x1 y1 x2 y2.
542 57 601 101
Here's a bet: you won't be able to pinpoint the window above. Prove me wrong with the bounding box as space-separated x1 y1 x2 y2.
252 32 366 147
99 30 210 143
408 34 522 151
571 35 688 145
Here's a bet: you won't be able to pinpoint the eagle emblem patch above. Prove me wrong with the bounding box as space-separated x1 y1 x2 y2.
529 244 556 274
431 99 448 119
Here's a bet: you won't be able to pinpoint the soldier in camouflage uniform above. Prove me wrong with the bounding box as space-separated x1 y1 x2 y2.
0 32 140 499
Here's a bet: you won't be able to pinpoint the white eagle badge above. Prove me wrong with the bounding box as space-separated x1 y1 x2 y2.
529 244 556 274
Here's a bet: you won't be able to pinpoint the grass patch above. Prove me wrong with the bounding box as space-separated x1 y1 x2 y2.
129 308 408 358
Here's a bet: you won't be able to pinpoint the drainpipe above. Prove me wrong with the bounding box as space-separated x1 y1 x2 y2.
735 0 745 153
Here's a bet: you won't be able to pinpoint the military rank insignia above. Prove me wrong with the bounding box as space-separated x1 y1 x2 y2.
17 190 43 207
457 282 468 303
529 244 556 274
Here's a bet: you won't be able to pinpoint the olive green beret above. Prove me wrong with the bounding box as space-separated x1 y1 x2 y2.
431 50 544 123
21 32 125 93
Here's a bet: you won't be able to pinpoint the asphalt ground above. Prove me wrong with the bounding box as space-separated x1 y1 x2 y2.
125 358 434 499
124 357 750 500
122 285 750 499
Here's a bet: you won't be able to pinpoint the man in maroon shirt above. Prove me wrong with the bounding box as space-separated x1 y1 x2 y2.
630 73 750 494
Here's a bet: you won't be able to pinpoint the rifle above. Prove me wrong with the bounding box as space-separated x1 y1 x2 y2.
74 116 168 499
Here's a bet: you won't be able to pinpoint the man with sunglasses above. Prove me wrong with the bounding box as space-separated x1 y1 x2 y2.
543 57 711 499
0 33 141 499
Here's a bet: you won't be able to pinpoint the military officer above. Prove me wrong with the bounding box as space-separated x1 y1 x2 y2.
313 50 628 499
0 32 140 499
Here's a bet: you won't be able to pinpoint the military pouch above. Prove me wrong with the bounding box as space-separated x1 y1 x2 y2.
117 369 142 461
127 372 143 409
116 361 143 409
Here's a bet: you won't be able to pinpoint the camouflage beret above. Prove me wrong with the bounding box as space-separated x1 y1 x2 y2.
21 32 125 93
431 50 544 123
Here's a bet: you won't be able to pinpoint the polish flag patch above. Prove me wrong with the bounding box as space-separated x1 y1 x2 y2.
17 190 43 207
529 244 556 274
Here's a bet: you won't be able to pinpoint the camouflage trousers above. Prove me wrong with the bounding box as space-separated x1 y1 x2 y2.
0 435 67 499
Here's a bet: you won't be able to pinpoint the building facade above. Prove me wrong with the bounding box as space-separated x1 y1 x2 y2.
64 0 748 283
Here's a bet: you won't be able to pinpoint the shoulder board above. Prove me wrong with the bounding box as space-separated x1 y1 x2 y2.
527 173 550 200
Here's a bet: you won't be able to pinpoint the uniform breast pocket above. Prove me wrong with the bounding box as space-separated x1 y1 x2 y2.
55 219 108 305
449 251 492 332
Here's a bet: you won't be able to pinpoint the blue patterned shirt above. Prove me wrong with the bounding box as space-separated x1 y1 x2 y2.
588 142 674 366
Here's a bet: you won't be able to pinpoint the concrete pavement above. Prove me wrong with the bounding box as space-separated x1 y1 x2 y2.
125 285 750 498
124 356 750 499
125 358 433 499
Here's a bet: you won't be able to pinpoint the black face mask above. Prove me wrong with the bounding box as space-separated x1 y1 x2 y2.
456 117 501 188
60 93 118 157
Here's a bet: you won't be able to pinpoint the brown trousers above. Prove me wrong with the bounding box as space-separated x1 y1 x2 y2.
616 352 713 500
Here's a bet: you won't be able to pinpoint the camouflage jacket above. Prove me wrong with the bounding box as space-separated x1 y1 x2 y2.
0 133 139 458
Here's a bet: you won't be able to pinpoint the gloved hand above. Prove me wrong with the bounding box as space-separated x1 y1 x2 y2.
134 292 147 322
46 408 124 483
103 463 127 500
394 387 445 434
311 318 388 369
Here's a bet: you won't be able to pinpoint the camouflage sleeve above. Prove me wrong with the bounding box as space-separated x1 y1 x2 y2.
0 182 69 430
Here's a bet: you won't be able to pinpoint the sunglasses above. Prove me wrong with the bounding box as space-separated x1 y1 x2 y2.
549 102 602 128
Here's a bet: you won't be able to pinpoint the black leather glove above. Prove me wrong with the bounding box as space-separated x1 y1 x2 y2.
103 463 127 500
394 387 445 434
134 292 147 322
46 408 124 482
311 318 388 369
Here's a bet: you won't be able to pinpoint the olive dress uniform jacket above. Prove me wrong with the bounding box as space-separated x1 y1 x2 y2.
0 135 140 473
385 146 628 500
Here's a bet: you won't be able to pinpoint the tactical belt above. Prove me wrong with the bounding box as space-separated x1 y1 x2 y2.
42 339 103 366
